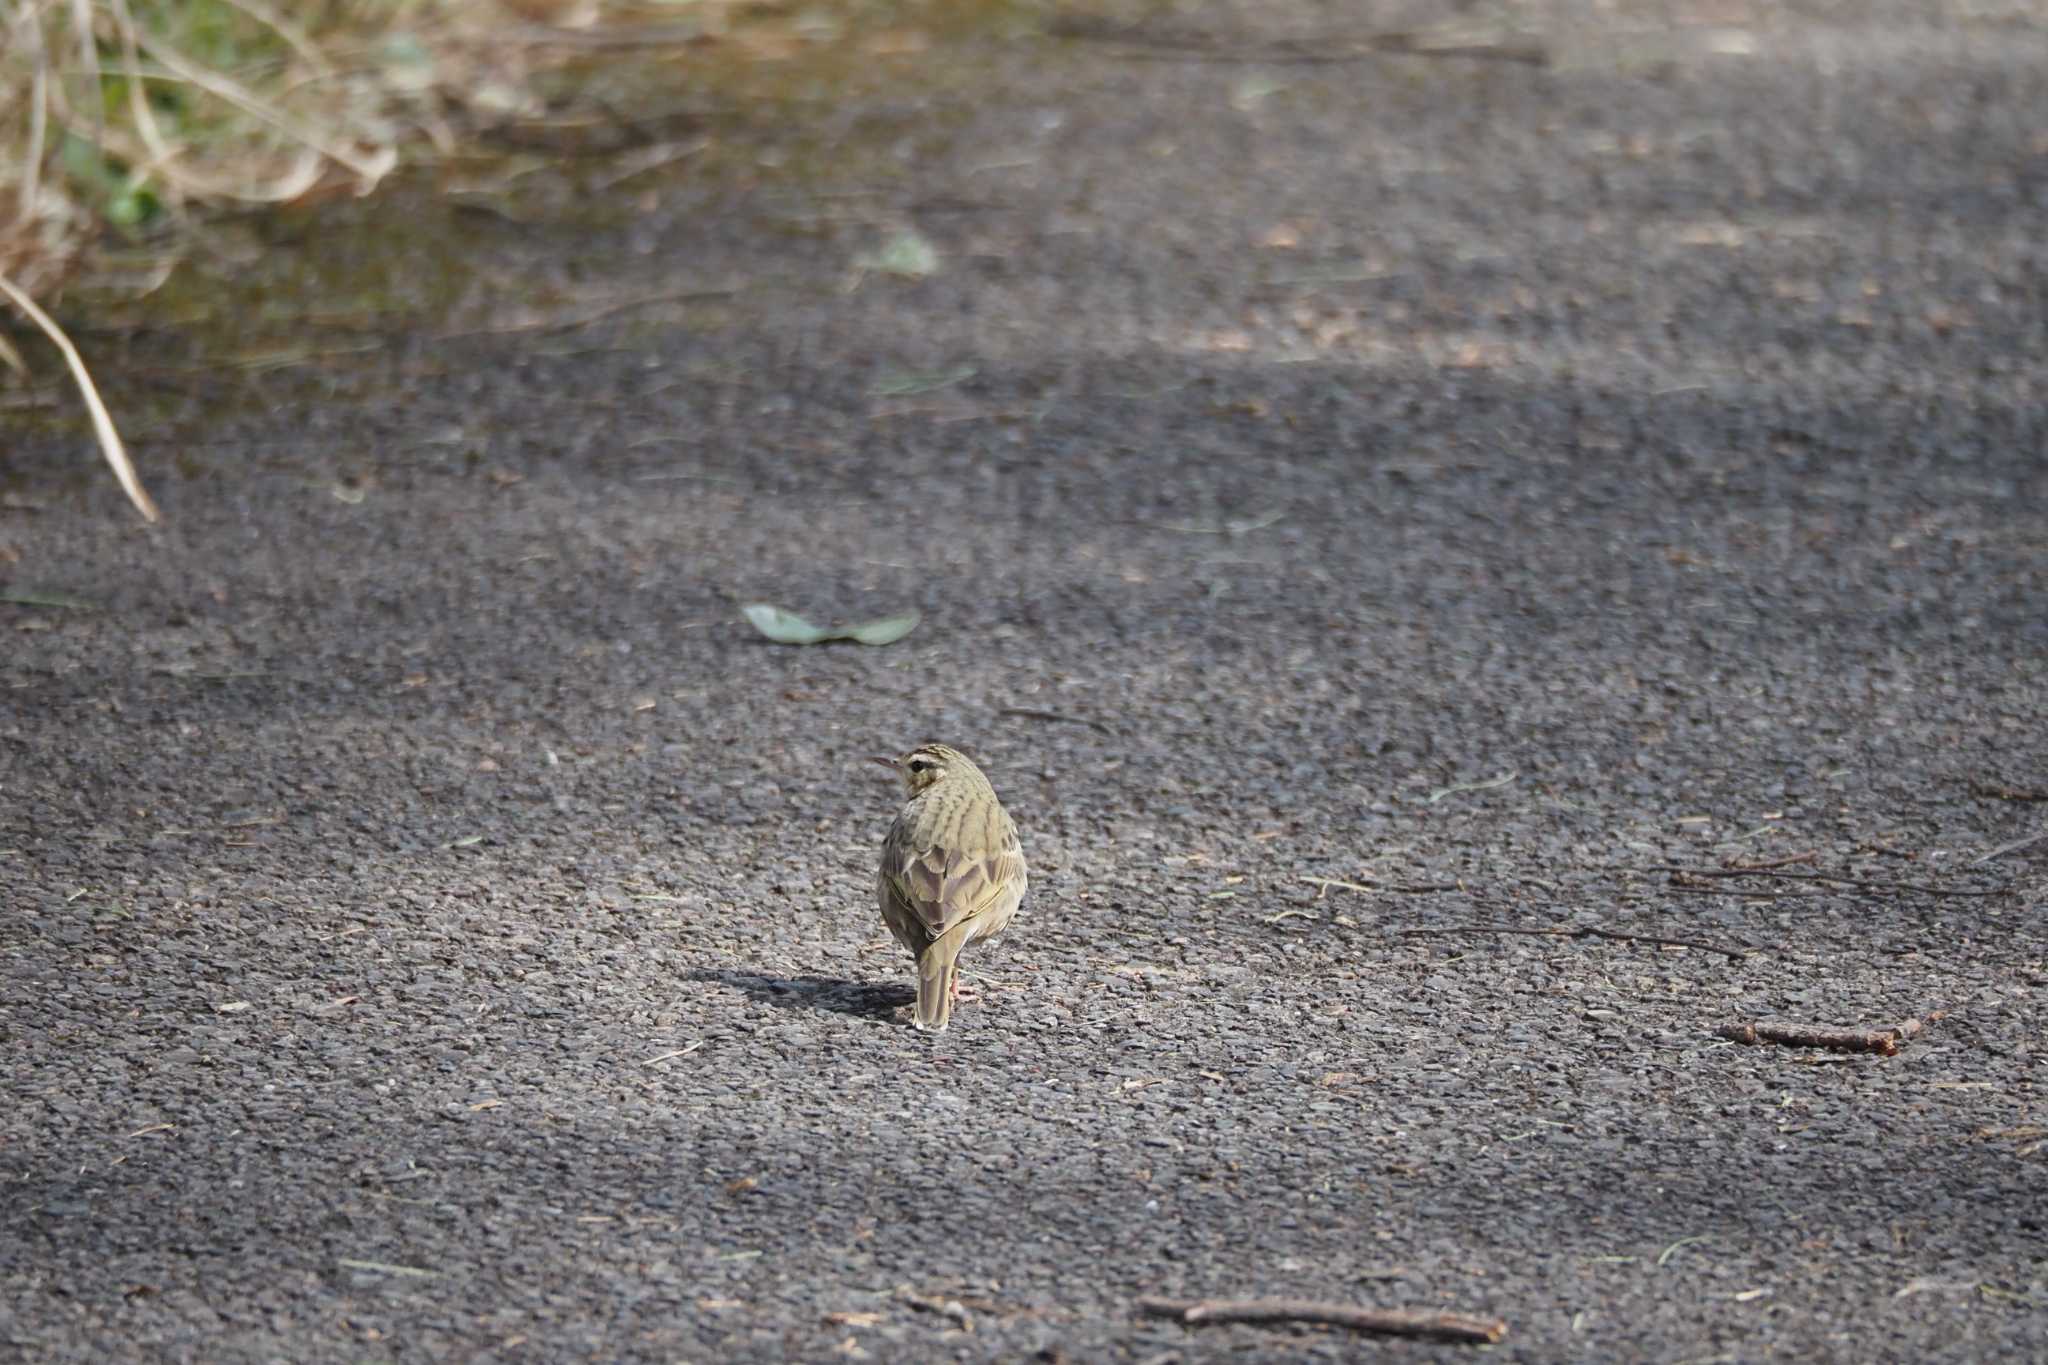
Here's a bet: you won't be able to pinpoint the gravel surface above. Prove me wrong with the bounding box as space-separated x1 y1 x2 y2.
4 2 2044 1360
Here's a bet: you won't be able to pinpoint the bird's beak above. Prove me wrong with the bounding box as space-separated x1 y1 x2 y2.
869 754 900 771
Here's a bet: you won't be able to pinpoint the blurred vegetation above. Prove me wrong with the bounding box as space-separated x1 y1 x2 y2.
0 0 736 518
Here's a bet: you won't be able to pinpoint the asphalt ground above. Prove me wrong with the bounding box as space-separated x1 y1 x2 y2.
4 1 2045 1360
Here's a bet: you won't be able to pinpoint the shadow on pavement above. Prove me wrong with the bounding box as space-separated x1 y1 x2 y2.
689 968 911 1020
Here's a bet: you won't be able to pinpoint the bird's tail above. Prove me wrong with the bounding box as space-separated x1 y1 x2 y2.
913 922 973 1032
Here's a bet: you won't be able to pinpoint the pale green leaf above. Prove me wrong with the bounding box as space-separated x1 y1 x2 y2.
843 612 920 645
740 604 920 646
740 603 829 644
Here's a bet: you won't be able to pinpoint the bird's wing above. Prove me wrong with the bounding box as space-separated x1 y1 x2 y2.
881 812 1026 939
876 867 930 953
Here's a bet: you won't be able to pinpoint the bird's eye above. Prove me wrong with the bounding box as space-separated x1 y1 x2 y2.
907 759 930 773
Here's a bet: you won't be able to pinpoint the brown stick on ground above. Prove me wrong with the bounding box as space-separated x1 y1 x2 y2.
1717 1016 1934 1056
1136 1297 1506 1344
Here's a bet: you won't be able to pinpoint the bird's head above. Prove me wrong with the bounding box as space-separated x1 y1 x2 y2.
871 742 972 794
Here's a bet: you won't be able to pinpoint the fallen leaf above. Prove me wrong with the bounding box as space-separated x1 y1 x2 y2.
740 603 829 643
741 604 919 646
843 613 919 645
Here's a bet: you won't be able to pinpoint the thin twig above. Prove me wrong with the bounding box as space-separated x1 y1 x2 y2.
1717 1015 1937 1057
998 707 1117 737
1397 923 1750 959
1643 866 2005 898
431 287 736 340
0 272 158 522
1300 875 1375 896
1136 1297 1505 1344
1425 772 1517 804
1724 852 1818 870
1970 782 2048 803
1974 829 2048 866
338 1258 438 1279
591 137 711 190
1299 876 1463 896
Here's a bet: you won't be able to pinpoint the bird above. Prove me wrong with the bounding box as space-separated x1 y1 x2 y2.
872 742 1028 1032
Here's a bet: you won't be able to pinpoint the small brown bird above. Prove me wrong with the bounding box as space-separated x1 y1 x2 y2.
872 743 1027 1032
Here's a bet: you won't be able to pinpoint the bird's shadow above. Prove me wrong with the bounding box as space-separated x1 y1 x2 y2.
688 968 911 1021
